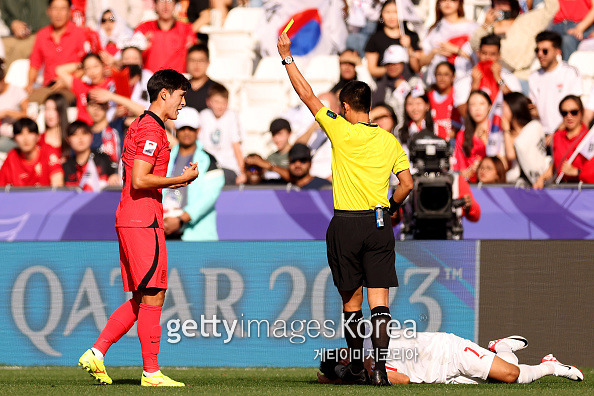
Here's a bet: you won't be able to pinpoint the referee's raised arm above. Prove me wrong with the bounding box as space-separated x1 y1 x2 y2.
277 33 324 116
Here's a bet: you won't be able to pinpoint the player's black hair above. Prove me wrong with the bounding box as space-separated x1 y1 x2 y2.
13 118 39 135
147 69 191 103
535 30 562 49
187 43 210 60
339 81 371 113
503 92 533 129
480 34 501 51
207 82 229 99
48 0 72 6
67 120 92 136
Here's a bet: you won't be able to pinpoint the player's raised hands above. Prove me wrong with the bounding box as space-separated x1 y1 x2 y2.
278 33 292 59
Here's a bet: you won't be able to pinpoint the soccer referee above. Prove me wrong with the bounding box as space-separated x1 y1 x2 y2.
278 35 413 386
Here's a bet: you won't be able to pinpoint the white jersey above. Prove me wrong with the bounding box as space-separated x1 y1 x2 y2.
422 19 478 85
529 62 583 135
384 331 495 384
198 108 243 175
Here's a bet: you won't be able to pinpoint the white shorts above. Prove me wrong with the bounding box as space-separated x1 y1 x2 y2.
448 337 496 384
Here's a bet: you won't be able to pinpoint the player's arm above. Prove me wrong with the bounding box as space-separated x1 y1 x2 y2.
278 33 324 116
131 159 198 189
387 370 410 384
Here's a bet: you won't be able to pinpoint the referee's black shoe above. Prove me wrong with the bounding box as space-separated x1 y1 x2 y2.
371 369 390 386
335 363 370 385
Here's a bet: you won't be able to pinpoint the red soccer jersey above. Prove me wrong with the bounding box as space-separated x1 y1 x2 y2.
72 77 114 125
116 111 171 228
453 129 486 183
429 89 461 141
0 145 62 186
134 20 196 73
29 21 89 86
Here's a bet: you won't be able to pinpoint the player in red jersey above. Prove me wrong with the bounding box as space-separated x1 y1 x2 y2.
78 69 197 387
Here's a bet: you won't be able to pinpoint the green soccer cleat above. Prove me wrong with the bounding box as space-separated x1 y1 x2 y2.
78 349 112 385
141 372 186 387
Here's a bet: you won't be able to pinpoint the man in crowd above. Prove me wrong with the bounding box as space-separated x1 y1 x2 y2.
1 0 48 66
134 0 197 73
529 31 583 138
0 117 63 187
184 44 222 112
287 144 332 190
28 0 89 103
163 106 225 241
331 49 361 94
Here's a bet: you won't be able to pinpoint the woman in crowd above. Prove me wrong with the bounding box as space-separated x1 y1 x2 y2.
501 92 548 184
453 90 491 182
364 0 422 79
477 156 506 183
97 9 133 57
428 61 462 141
56 53 114 126
39 93 70 158
398 90 434 149
419 0 478 85
533 95 594 188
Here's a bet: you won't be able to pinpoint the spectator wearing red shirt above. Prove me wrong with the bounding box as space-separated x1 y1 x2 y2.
134 0 197 73
63 120 119 191
453 90 491 182
56 53 114 126
0 118 63 187
551 0 594 60
27 0 92 104
534 95 594 187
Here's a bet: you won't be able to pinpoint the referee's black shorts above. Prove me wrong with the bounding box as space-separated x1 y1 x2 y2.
326 209 398 291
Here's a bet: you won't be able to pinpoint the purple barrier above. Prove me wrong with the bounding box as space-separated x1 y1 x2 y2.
0 187 593 241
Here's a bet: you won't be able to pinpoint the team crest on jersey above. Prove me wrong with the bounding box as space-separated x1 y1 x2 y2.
326 110 337 119
143 140 157 156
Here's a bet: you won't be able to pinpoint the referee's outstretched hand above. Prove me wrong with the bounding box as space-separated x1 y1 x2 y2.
278 33 291 59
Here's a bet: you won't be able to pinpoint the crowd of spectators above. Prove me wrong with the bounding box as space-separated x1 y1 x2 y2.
0 0 594 199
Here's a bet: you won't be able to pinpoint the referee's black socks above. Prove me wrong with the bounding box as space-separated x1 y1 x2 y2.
370 306 391 372
343 310 364 372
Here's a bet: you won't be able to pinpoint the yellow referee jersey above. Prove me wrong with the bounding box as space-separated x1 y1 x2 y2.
315 106 410 211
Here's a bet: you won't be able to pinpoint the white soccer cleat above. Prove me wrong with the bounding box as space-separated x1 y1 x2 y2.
488 335 528 353
542 354 584 381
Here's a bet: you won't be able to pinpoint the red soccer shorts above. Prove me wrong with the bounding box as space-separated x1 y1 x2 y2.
116 227 168 292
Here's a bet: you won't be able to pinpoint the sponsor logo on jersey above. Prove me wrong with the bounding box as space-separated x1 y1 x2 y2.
143 140 158 156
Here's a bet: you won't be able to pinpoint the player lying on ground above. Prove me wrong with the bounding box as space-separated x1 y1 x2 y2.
318 332 584 385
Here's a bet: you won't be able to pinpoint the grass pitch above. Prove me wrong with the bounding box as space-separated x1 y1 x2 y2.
0 366 591 395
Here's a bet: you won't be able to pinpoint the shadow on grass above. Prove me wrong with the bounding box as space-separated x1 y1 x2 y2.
112 379 140 385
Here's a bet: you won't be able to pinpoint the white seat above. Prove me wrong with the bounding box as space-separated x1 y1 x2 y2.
253 56 291 81
304 55 340 84
223 7 265 33
5 59 30 89
207 55 254 81
240 80 289 109
208 31 257 59
568 51 594 105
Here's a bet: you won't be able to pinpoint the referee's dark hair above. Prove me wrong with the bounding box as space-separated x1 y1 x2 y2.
339 81 372 113
147 69 191 103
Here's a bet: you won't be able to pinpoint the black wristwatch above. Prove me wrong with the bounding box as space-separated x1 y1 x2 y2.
282 56 294 65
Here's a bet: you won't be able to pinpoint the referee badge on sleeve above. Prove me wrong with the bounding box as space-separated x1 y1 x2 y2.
326 110 337 119
143 140 157 156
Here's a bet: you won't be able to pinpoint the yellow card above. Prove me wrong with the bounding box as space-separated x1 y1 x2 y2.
282 19 294 35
